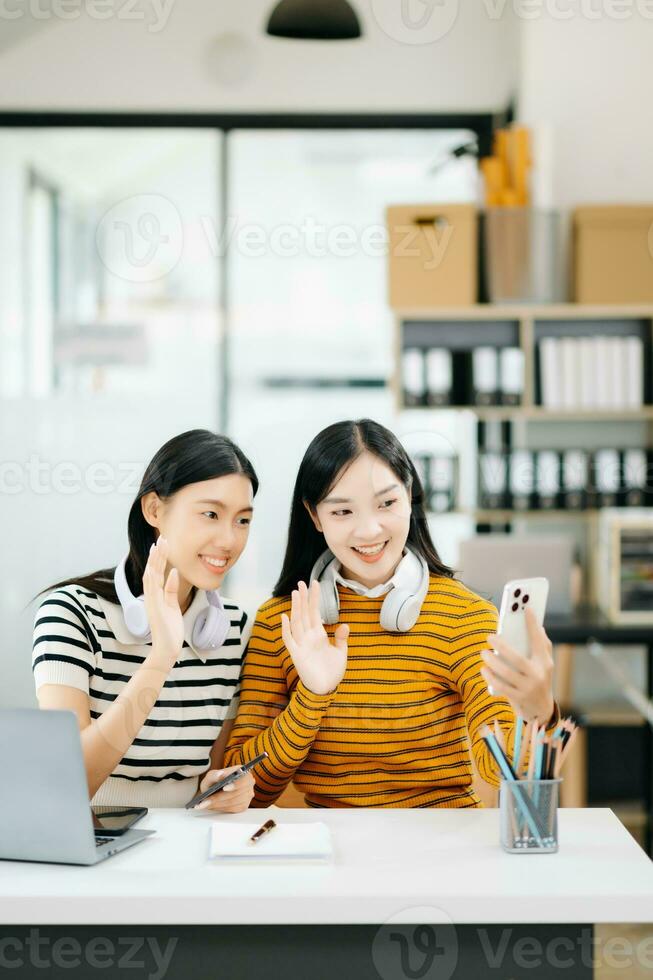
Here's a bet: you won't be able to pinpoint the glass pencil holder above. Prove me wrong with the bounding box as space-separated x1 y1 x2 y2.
499 779 562 854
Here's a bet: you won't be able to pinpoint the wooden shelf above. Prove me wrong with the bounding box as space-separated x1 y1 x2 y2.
394 304 653 419
579 702 646 727
406 406 653 420
428 509 604 522
472 509 599 522
395 303 653 320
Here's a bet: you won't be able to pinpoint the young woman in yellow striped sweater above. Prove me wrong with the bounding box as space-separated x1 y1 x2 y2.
225 418 560 808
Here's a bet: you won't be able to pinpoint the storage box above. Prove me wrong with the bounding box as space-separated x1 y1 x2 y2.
484 208 565 303
573 205 653 303
387 204 477 308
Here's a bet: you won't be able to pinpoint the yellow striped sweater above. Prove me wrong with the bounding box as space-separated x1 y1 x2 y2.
225 576 559 808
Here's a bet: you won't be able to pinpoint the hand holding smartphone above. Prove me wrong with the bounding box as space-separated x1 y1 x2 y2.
185 752 268 810
483 577 555 724
496 577 549 659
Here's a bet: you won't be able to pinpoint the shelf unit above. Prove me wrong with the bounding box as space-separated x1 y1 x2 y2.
392 303 653 414
394 303 653 605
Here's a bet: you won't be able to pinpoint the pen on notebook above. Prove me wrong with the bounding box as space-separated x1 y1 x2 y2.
249 819 276 845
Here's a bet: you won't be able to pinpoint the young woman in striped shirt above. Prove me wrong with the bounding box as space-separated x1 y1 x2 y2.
33 429 257 811
225 418 560 808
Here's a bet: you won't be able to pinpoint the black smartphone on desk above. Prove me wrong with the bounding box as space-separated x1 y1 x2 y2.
91 805 148 836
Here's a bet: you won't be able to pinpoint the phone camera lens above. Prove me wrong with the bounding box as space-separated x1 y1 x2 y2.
511 602 519 612
523 594 529 604
514 588 521 597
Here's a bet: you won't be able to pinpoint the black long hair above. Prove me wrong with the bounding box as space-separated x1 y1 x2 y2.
273 418 454 597
39 429 258 603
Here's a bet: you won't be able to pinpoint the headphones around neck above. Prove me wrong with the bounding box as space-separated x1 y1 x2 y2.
309 547 430 633
114 555 230 651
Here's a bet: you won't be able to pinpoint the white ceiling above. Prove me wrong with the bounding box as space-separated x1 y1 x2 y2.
0 0 519 113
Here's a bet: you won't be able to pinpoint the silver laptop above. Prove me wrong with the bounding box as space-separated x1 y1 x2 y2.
0 709 155 865
457 534 574 616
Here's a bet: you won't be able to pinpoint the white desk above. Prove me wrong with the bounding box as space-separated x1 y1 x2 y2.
1 808 652 979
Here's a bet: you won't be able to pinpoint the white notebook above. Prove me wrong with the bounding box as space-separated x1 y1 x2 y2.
208 821 333 862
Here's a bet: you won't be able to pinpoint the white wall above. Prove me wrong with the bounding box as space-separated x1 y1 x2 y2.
0 139 26 396
517 11 652 709
0 0 519 112
518 11 653 206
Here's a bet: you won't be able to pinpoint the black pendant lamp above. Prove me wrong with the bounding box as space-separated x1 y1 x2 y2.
266 0 362 40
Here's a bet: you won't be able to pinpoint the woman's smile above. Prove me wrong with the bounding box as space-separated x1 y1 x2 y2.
199 553 229 576
350 540 389 564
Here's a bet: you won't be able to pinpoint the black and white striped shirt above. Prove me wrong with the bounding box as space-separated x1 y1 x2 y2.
32 583 248 807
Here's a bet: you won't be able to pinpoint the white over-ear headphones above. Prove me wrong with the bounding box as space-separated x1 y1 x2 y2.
114 555 230 651
309 547 430 633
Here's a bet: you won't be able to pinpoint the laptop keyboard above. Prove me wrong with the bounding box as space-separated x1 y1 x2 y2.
95 836 114 846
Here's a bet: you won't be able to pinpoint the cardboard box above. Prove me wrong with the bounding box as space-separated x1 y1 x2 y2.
573 205 653 303
387 204 477 308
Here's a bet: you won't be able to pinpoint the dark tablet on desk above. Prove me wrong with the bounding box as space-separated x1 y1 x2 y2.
91 806 148 836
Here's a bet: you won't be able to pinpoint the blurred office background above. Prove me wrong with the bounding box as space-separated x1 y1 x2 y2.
1 1 653 845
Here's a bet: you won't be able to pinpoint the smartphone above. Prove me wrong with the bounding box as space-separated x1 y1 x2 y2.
496 577 549 659
91 805 147 836
185 752 268 810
